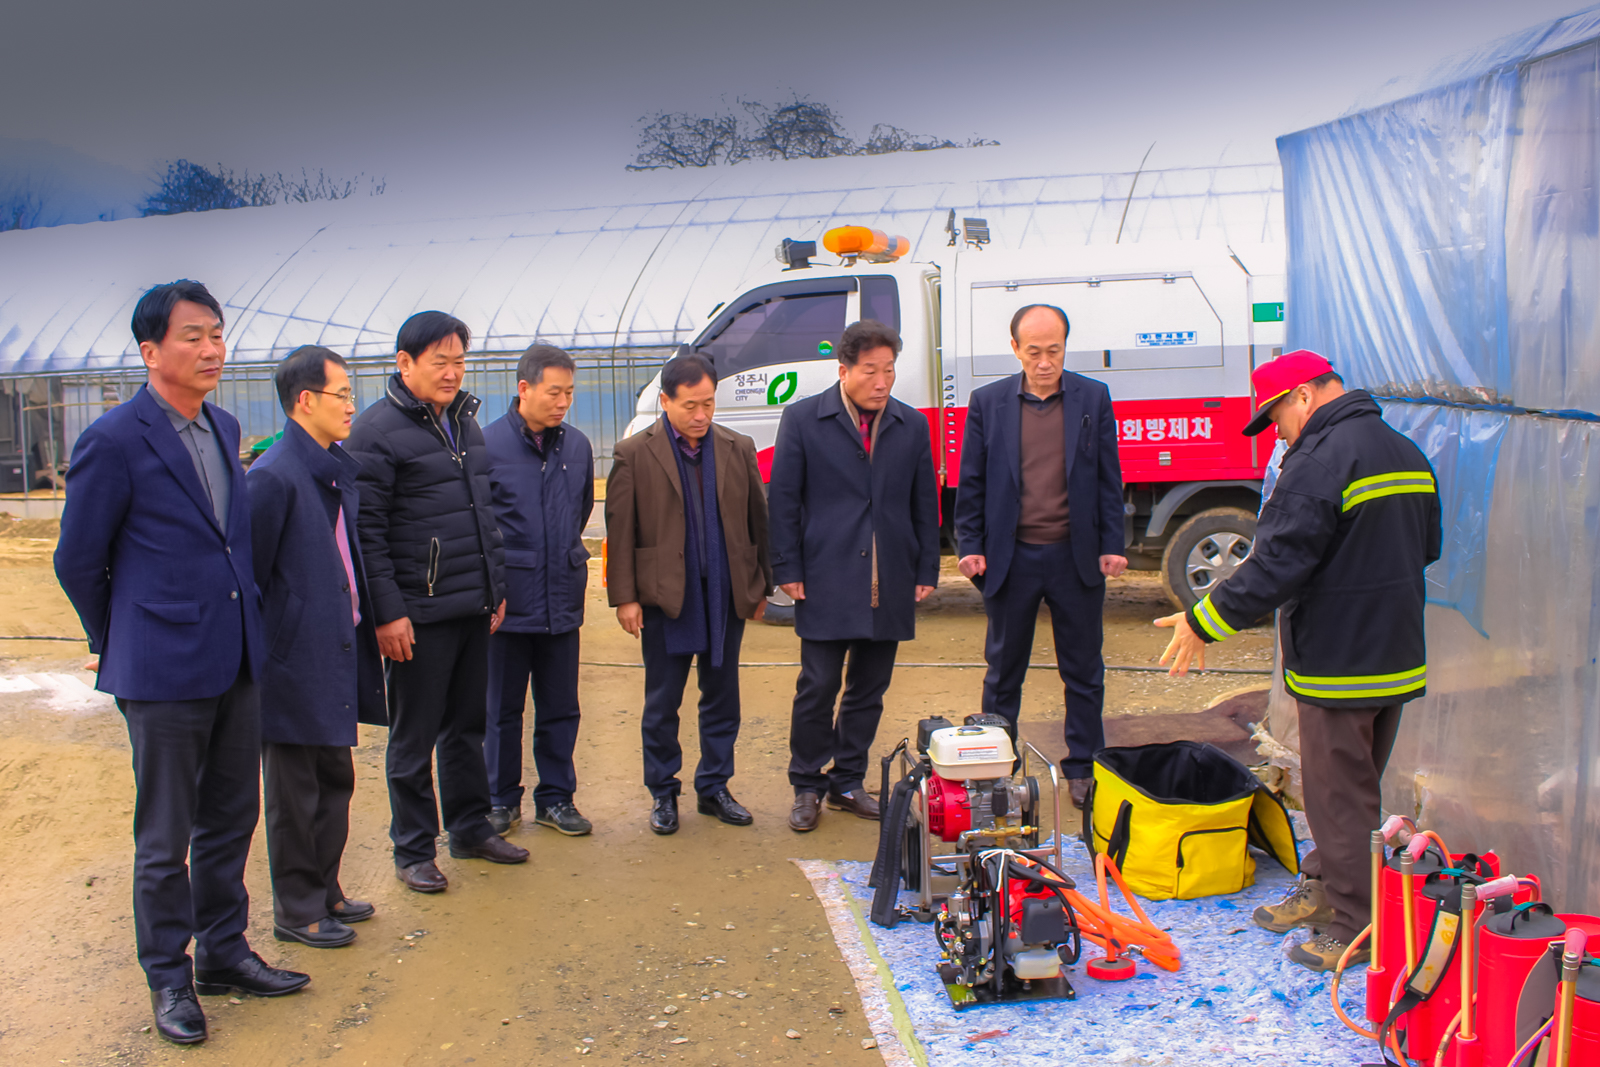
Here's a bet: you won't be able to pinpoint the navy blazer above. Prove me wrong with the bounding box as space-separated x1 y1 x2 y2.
247 420 386 746
55 384 263 701
768 387 940 642
483 409 595 636
954 371 1124 592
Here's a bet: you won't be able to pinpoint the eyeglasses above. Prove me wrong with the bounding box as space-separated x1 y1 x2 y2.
311 390 356 405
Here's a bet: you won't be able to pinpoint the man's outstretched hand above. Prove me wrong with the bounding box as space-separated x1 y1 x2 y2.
1155 611 1207 676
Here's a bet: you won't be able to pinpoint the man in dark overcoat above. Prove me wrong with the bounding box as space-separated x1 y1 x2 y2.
482 344 596 837
248 346 386 948
55 280 307 1046
767 320 940 832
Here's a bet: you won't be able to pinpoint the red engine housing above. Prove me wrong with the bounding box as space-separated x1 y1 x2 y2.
926 775 973 843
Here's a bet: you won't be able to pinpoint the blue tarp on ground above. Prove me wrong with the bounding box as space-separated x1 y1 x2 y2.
1275 6 1600 912
835 830 1377 1066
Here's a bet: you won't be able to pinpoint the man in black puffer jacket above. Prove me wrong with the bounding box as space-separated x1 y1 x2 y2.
346 311 526 893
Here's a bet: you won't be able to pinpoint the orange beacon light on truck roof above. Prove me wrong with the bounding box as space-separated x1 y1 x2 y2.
822 226 909 262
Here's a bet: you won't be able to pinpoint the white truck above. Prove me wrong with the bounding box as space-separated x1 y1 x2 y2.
622 219 1287 608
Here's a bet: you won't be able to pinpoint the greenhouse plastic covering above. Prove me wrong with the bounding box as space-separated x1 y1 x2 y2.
0 159 1281 373
1275 6 1600 913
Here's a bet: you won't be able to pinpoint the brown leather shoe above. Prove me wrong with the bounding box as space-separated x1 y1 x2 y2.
826 789 880 820
789 792 822 832
449 834 530 864
395 859 448 893
1068 777 1092 810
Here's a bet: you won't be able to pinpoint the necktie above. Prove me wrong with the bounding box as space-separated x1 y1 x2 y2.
334 501 361 625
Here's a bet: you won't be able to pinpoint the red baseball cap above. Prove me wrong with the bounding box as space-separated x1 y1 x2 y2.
1242 350 1336 436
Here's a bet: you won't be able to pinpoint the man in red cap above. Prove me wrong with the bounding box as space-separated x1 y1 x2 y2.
1155 351 1441 972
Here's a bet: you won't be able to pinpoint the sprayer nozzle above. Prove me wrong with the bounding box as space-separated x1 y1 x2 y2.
1405 835 1430 861
1380 815 1413 844
1475 875 1518 901
1566 928 1589 959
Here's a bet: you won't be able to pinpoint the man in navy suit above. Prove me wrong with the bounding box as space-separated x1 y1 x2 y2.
767 320 940 832
248 346 387 949
955 304 1127 809
55 281 309 1047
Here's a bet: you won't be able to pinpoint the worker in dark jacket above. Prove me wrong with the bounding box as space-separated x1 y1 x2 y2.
247 346 386 948
1157 350 1442 973
345 311 526 894
768 320 940 832
482 344 596 838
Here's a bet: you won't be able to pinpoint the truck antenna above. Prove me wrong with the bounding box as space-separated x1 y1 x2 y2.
1115 142 1156 245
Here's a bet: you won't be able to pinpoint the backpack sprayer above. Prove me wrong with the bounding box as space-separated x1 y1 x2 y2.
1325 815 1600 1067
868 714 1180 1010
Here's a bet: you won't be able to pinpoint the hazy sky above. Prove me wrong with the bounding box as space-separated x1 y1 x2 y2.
3 0 1590 200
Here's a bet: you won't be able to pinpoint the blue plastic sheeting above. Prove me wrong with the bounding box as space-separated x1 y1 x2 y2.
838 833 1376 1067
1378 401 1509 637
1273 10 1600 915
1279 4 1600 412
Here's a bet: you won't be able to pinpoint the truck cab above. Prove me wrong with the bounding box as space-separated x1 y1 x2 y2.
623 222 1286 608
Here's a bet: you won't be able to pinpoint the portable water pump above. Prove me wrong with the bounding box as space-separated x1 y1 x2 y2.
868 714 1079 1008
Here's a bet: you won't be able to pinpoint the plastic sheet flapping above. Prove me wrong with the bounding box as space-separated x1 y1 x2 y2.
1269 8 1600 913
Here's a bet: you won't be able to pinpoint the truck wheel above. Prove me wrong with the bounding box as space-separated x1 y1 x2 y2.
1160 507 1257 610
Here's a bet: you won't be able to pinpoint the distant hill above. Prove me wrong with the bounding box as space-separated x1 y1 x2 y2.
0 139 149 228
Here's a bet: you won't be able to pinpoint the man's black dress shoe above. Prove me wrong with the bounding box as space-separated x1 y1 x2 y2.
194 951 309 997
448 833 530 864
396 859 448 893
274 918 357 948
151 985 207 1045
329 897 375 923
650 794 679 835
1068 777 1092 810
697 788 753 826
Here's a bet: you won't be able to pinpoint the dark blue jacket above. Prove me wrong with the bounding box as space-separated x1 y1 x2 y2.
955 371 1124 592
55 385 263 701
483 406 595 635
247 420 387 745
768 387 941 642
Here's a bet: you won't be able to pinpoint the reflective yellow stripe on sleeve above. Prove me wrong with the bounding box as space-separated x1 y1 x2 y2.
1192 593 1239 643
1285 665 1427 701
1341 470 1436 512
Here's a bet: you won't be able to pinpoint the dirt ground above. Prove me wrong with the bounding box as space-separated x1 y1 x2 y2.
0 518 1271 1067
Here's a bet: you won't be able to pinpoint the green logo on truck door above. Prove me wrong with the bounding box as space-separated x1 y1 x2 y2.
767 371 798 405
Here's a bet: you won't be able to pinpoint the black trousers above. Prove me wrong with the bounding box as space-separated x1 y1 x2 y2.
385 614 495 866
118 669 260 989
262 742 355 928
981 538 1106 777
640 605 745 798
787 638 898 796
484 628 582 810
1298 700 1403 943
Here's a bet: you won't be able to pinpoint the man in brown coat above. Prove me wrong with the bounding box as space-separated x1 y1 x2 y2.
605 354 773 835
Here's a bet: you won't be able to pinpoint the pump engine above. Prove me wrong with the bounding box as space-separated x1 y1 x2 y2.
870 715 1077 1008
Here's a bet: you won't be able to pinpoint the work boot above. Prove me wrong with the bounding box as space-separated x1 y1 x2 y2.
1252 875 1335 933
1288 932 1369 973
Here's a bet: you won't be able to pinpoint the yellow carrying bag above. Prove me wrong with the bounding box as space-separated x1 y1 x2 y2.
1082 740 1300 900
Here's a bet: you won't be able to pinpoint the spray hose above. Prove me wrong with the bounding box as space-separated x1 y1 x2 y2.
1051 854 1182 972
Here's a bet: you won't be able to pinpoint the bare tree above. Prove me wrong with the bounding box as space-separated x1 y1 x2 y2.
142 160 385 216
628 113 742 170
628 97 996 170
0 182 47 232
742 98 856 160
